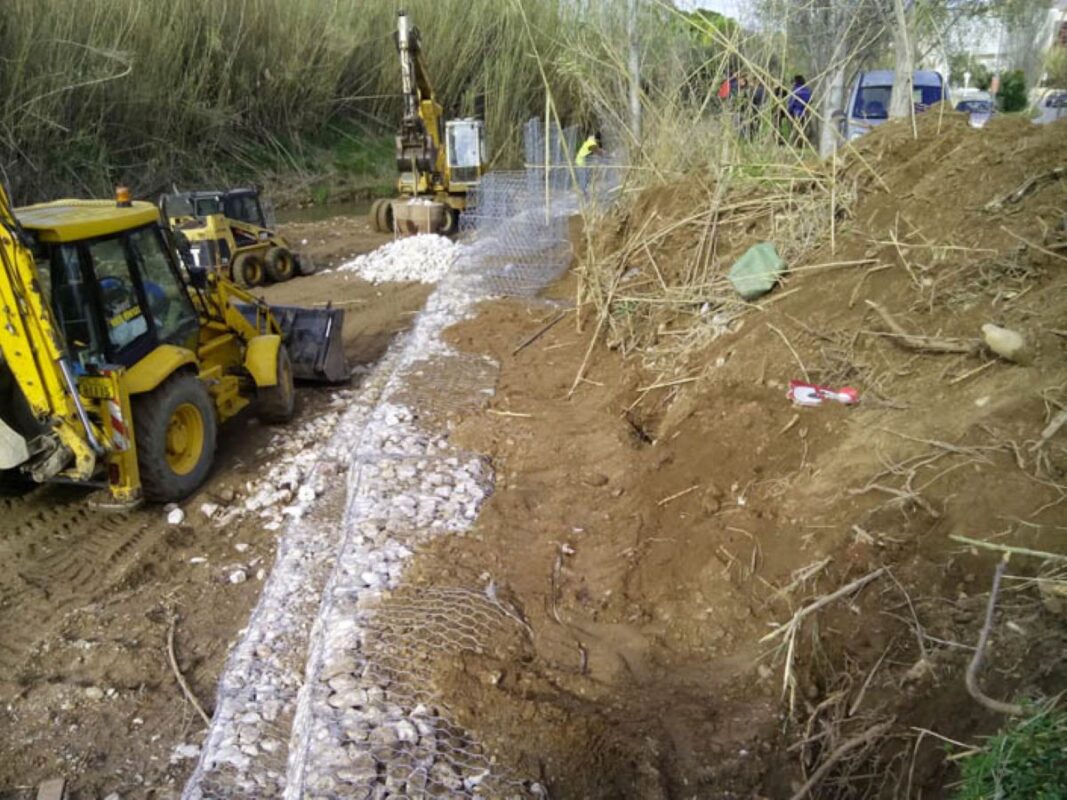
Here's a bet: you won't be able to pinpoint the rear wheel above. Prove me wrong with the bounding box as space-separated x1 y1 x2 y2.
368 199 384 232
376 200 394 233
264 246 295 282
233 252 265 287
257 345 296 423
133 373 217 502
295 253 317 276
441 206 460 235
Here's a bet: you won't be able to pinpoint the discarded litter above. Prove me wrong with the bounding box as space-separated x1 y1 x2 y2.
787 380 860 407
981 323 1031 365
728 242 785 300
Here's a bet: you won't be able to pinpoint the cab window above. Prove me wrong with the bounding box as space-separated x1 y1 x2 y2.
50 244 107 372
223 194 263 227
127 226 198 350
88 237 149 354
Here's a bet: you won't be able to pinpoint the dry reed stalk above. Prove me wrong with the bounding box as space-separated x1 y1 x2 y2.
865 300 978 354
965 558 1026 717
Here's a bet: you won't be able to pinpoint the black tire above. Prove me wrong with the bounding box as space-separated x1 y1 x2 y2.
133 372 217 503
233 252 265 287
368 199 384 233
257 345 296 423
295 253 317 276
264 246 295 282
0 468 34 495
441 206 460 235
376 200 394 233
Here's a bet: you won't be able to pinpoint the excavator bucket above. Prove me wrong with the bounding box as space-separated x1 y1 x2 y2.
269 305 349 383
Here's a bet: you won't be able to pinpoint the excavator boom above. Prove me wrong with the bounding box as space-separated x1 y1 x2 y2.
0 185 100 479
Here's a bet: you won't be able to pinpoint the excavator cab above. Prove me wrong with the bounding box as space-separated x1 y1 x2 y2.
33 221 201 375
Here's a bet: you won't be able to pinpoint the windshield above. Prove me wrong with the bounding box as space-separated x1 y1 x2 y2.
853 83 943 119
957 100 993 113
162 194 194 218
854 86 891 119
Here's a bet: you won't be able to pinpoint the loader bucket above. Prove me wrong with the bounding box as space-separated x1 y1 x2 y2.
272 305 349 383
237 303 349 383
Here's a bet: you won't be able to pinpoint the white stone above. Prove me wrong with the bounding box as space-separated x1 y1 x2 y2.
229 569 248 585
166 507 185 526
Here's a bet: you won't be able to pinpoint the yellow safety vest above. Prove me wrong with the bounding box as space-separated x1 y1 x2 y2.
576 136 598 166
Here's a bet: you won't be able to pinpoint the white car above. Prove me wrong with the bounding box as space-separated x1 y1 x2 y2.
1034 90 1067 125
839 69 949 141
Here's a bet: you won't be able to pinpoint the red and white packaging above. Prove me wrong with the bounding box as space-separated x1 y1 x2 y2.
787 380 860 407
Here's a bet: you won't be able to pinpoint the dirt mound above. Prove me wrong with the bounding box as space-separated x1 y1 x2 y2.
403 118 1067 797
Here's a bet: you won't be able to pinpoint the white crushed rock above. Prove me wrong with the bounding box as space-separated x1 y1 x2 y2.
184 198 566 799
336 234 459 284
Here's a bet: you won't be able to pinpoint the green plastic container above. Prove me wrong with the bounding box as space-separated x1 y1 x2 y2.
728 242 785 300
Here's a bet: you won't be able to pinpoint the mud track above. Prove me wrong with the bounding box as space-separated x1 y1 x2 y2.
0 219 429 800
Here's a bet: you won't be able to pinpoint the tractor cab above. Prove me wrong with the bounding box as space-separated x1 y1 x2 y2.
161 187 268 229
17 200 200 376
159 187 301 289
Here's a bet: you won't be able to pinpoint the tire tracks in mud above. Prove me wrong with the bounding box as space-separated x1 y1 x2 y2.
0 488 159 680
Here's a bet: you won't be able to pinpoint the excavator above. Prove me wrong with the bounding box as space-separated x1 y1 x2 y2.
369 10 487 235
0 184 346 506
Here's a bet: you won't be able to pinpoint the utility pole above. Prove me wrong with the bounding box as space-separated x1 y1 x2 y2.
628 0 642 145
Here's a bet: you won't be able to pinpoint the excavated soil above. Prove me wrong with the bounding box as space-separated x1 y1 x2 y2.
402 114 1067 798
0 219 427 800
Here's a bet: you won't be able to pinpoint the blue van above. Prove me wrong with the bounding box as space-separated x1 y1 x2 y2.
843 70 948 141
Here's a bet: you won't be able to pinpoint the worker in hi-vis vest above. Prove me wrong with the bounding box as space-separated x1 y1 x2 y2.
576 133 602 166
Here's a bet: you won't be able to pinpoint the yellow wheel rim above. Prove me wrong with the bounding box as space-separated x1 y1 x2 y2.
165 402 205 476
277 254 293 278
248 261 263 284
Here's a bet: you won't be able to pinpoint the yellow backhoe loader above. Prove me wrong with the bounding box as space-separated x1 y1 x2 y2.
369 10 487 235
161 187 311 288
0 184 346 505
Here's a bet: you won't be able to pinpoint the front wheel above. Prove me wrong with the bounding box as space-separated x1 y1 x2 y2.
257 345 296 423
133 373 218 502
264 246 295 282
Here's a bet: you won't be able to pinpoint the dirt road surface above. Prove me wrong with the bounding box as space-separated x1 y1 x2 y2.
0 216 426 800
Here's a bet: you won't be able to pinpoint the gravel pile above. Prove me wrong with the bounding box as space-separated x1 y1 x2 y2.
337 234 459 284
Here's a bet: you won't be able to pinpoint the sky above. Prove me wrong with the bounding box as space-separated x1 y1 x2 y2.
675 0 745 20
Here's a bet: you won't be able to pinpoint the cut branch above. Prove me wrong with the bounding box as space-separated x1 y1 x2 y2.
965 559 1026 717
865 300 978 354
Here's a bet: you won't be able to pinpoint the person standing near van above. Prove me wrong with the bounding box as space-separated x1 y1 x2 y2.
787 75 812 143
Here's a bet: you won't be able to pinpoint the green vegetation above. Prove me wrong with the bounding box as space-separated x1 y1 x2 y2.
949 53 993 91
1045 47 1067 89
954 707 1067 800
0 0 590 201
997 69 1029 112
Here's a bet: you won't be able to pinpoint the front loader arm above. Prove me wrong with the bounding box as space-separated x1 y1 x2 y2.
0 185 100 479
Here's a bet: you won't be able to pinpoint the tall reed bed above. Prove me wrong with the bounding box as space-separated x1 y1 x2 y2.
0 0 585 199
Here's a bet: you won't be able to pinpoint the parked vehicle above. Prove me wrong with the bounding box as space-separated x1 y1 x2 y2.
955 93 995 128
1033 89 1067 125
839 70 948 142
